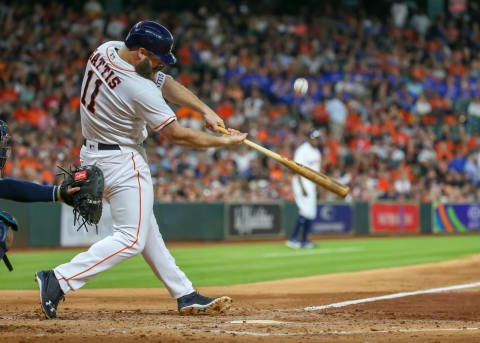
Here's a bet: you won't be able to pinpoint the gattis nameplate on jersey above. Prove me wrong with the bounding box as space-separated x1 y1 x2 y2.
74 170 88 181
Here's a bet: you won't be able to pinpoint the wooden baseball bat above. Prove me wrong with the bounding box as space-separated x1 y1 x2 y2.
217 127 350 198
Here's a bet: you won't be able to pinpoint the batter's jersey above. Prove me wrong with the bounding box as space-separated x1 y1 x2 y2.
80 41 176 145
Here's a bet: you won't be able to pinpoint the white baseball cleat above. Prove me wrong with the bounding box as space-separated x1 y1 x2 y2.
285 240 301 249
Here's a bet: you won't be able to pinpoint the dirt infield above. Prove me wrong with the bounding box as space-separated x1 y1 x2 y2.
1 255 480 342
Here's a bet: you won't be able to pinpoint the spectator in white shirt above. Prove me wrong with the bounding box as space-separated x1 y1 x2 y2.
414 93 432 117
467 94 480 118
326 94 347 135
394 171 411 198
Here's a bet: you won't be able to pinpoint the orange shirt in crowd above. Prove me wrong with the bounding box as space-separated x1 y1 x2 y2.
177 46 192 65
421 114 436 124
4 161 12 175
176 106 202 119
69 96 81 110
269 108 283 119
257 129 268 143
384 117 395 135
391 165 413 181
178 73 194 87
377 176 391 192
468 136 477 149
366 123 382 137
400 109 414 124
0 89 18 102
215 102 233 121
448 64 465 75
411 66 426 80
20 158 40 171
311 103 329 123
70 146 81 158
392 131 409 146
270 165 282 180
344 113 360 132
435 141 455 160
349 137 371 151
444 114 456 125
329 140 339 166
269 104 288 119
41 170 55 184
14 108 29 121
430 97 449 109
25 108 47 127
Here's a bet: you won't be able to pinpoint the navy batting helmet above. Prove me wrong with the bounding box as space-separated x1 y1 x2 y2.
125 21 176 65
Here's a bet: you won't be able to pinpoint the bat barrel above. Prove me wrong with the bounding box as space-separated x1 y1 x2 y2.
216 126 350 197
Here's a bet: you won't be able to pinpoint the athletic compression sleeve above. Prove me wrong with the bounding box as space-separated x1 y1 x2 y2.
0 178 58 202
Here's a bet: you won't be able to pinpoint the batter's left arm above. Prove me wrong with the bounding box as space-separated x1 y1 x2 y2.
161 75 225 133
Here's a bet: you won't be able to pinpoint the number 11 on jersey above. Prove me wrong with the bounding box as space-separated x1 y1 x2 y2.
81 69 103 114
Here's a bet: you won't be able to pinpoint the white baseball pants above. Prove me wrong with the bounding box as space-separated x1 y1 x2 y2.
292 176 317 220
54 143 194 299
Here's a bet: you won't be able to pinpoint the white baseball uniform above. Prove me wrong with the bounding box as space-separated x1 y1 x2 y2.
292 141 321 220
54 41 194 298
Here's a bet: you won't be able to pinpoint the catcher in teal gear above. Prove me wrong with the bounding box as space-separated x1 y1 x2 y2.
0 121 102 271
0 210 18 271
0 120 80 202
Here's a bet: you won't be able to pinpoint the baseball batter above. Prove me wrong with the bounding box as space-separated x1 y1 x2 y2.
286 128 321 248
35 21 247 318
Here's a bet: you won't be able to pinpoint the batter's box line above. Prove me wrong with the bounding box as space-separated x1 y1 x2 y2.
166 326 480 337
305 281 480 311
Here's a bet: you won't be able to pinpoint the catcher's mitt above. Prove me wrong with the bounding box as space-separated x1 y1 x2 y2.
58 165 104 233
0 210 18 272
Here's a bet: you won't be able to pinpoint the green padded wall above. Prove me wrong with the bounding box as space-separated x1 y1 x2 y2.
353 201 370 234
154 202 225 241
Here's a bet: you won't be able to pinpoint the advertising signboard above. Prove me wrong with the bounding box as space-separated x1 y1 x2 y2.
434 203 480 233
371 203 419 232
311 204 352 234
226 203 283 238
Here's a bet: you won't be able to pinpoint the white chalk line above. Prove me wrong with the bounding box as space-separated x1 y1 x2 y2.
263 247 364 258
199 327 480 337
305 281 480 311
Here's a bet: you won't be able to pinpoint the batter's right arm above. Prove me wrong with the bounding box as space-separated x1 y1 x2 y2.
161 121 247 148
161 75 225 133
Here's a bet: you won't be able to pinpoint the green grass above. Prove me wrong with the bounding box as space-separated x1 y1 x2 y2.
2 235 480 290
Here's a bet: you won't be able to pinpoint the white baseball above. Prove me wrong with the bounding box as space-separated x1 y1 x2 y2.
293 78 308 95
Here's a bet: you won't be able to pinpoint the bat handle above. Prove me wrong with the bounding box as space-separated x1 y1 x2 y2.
216 126 230 135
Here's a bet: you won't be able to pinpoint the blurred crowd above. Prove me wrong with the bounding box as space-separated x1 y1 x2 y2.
1 1 480 203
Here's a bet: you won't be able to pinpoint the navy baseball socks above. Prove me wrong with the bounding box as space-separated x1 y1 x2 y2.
35 270 65 319
177 291 232 315
300 218 316 248
286 215 316 248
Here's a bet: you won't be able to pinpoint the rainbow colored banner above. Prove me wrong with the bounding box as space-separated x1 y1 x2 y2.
434 203 480 233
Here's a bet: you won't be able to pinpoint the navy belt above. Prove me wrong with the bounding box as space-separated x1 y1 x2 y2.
83 139 120 150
